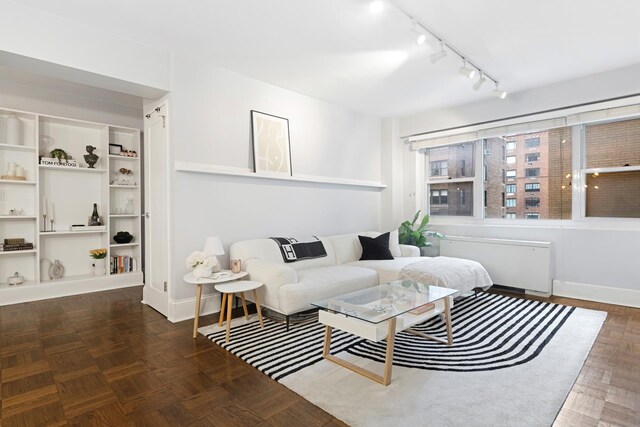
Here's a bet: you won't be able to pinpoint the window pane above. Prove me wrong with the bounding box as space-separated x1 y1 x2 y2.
585 117 640 169
525 213 540 219
484 128 572 219
428 144 475 180
586 171 640 218
429 182 473 216
506 156 516 164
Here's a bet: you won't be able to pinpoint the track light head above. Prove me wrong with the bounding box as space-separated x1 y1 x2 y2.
430 42 448 64
492 82 508 99
411 19 427 45
473 72 486 91
458 60 476 79
416 33 427 45
369 0 384 14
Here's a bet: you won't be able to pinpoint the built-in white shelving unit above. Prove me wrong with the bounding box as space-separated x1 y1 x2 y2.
0 107 143 305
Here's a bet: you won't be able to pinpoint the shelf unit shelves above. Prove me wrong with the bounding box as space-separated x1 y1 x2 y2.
0 107 143 306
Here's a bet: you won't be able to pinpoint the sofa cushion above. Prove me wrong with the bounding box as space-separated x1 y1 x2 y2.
230 237 337 271
358 233 394 260
346 257 424 284
278 266 378 314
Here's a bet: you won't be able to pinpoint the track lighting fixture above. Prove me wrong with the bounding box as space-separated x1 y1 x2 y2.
458 60 476 79
369 0 383 14
411 20 427 45
430 42 447 64
492 82 508 99
473 72 486 91
493 82 507 99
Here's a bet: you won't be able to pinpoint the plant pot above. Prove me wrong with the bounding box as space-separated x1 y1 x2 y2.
92 258 106 276
420 245 440 257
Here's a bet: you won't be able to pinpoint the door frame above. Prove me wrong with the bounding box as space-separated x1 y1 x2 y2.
141 97 171 316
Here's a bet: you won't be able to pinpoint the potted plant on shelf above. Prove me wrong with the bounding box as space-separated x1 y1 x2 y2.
89 248 107 276
398 210 445 257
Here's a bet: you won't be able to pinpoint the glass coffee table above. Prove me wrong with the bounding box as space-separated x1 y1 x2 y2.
312 280 459 386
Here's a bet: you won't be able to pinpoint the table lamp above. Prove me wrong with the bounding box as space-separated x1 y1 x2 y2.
204 236 224 273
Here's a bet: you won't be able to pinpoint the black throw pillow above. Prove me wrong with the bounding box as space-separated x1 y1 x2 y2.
359 232 394 261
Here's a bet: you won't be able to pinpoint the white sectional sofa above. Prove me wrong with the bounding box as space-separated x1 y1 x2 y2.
229 231 424 321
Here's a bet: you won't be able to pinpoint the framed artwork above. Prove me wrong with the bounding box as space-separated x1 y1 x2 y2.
251 110 292 176
109 143 123 155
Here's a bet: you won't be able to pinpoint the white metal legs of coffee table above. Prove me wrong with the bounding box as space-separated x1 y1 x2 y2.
322 318 397 386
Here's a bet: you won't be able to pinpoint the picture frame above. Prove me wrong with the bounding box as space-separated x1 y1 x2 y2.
109 143 123 155
250 110 292 176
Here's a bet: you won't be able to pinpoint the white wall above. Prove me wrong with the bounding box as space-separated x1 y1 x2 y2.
390 65 640 300
169 53 382 302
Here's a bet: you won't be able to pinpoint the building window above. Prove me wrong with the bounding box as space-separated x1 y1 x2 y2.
525 213 540 219
484 190 487 207
506 198 516 208
460 160 466 177
505 213 517 219
584 117 640 218
506 170 516 179
525 198 540 208
501 192 505 207
525 168 540 178
430 160 448 177
506 184 516 194
525 137 540 148
484 164 488 181
525 183 540 192
525 153 540 162
431 190 448 205
506 156 516 164
506 141 516 150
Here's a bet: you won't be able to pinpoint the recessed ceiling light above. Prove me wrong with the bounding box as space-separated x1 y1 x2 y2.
370 0 384 14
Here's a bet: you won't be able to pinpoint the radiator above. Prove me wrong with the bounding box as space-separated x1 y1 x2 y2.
439 236 552 294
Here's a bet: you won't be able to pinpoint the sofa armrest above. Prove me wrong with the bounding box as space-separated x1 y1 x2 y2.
243 258 298 287
399 244 420 257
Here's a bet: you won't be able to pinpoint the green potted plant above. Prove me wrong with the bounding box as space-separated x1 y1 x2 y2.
398 210 445 256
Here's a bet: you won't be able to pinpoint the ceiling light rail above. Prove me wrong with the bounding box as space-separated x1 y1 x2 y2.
384 0 507 98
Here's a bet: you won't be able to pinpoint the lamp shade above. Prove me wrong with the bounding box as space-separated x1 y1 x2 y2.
204 236 224 255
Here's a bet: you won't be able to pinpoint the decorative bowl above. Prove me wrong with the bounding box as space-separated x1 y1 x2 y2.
113 231 134 244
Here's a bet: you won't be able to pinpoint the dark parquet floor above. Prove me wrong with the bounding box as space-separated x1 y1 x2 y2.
0 286 638 426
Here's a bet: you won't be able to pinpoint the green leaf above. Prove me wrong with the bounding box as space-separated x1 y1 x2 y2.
411 210 420 226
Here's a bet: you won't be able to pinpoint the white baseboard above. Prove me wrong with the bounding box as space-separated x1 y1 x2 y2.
167 293 222 323
0 272 143 306
553 280 640 308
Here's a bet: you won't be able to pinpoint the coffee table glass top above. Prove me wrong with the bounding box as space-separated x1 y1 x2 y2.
312 280 459 324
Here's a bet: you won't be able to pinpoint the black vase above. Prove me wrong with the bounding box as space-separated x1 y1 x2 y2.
113 231 133 244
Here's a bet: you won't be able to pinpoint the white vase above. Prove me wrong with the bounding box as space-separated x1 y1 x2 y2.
193 264 213 278
92 258 106 276
5 115 22 146
40 258 51 281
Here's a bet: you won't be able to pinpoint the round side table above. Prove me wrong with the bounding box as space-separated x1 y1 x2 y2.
215 280 264 343
184 270 248 338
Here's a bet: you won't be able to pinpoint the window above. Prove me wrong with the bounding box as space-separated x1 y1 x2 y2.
525 213 540 219
426 143 475 217
501 192 505 207
431 189 448 205
484 190 487 207
506 170 516 178
525 183 540 192
506 198 516 208
506 156 516 164
430 160 448 177
525 198 540 208
483 164 488 181
501 169 506 183
525 153 540 162
525 168 540 178
525 137 540 148
506 141 516 150
505 213 517 219
584 117 640 218
506 184 516 194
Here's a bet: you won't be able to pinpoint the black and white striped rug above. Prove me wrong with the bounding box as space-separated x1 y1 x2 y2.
204 292 575 381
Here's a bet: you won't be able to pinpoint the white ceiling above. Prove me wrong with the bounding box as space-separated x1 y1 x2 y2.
10 0 640 117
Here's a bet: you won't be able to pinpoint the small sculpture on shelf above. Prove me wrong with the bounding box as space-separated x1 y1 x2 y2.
7 272 25 286
112 168 134 185
113 231 134 244
83 145 99 168
49 260 64 280
50 148 70 164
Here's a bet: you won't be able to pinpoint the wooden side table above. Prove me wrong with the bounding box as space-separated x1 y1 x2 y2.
215 280 264 343
184 270 248 338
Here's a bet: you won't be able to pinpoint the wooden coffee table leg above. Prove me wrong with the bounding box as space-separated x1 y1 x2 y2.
323 325 332 357
225 292 233 343
240 292 249 320
193 284 202 339
253 289 264 329
218 292 227 327
444 296 453 346
382 318 396 386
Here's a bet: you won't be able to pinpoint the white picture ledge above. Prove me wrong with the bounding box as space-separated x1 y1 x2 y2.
174 161 386 190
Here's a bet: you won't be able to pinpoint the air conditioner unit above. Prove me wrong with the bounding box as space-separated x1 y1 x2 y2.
484 149 491 155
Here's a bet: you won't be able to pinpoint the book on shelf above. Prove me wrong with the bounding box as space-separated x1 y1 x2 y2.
110 255 137 274
409 302 435 315
69 225 107 231
0 243 34 252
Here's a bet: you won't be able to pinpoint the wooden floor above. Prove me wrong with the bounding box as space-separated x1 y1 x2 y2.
0 287 638 426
